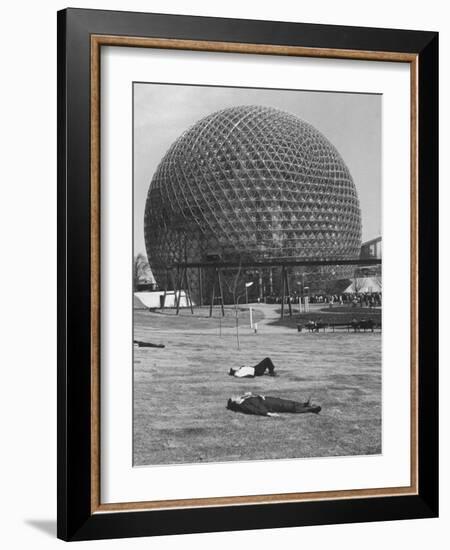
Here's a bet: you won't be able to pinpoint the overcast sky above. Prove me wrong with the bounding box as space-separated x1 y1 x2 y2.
134 83 381 256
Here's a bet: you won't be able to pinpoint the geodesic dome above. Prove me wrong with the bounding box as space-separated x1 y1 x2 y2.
144 105 361 289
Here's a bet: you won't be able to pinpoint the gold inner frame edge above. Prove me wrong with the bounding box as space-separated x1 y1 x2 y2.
89 34 419 514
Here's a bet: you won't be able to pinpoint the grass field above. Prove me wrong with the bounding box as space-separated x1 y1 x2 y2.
133 304 381 466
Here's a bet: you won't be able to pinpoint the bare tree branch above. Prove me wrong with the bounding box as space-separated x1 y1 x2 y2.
134 253 151 290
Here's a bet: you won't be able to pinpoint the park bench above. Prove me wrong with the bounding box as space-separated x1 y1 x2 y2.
297 321 328 332
297 319 381 333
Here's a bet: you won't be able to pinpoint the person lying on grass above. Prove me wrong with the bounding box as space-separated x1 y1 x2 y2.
227 392 321 417
228 357 276 378
133 340 165 348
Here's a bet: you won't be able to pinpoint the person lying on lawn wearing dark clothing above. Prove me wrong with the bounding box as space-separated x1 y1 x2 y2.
133 340 165 348
228 357 276 378
227 392 321 417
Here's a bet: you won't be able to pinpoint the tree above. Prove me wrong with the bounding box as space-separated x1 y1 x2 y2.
222 259 246 350
133 253 151 291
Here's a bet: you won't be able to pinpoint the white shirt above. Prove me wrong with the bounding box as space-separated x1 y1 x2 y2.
233 366 255 378
230 392 264 404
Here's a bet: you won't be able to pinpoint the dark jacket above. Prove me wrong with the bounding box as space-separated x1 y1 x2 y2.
227 394 321 416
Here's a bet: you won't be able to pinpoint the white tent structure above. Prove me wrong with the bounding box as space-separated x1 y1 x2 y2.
343 277 382 294
134 290 191 309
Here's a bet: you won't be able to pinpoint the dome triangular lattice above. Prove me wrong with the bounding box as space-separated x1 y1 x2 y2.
144 105 362 285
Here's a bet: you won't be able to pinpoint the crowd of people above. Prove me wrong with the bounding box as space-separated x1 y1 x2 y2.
309 292 382 307
263 292 382 307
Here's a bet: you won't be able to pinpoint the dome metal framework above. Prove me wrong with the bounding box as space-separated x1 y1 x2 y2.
144 105 362 296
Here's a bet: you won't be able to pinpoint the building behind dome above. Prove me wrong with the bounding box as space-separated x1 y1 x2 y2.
144 105 362 301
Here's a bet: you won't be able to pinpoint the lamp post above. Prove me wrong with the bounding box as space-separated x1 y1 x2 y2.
296 271 315 312
245 281 254 304
235 291 247 350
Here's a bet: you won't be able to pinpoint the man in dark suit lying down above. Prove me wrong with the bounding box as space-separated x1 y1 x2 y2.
227 392 321 417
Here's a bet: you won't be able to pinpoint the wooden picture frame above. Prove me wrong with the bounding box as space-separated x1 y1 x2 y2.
57 8 438 541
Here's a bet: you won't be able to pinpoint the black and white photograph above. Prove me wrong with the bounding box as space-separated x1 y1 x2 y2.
133 83 382 466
